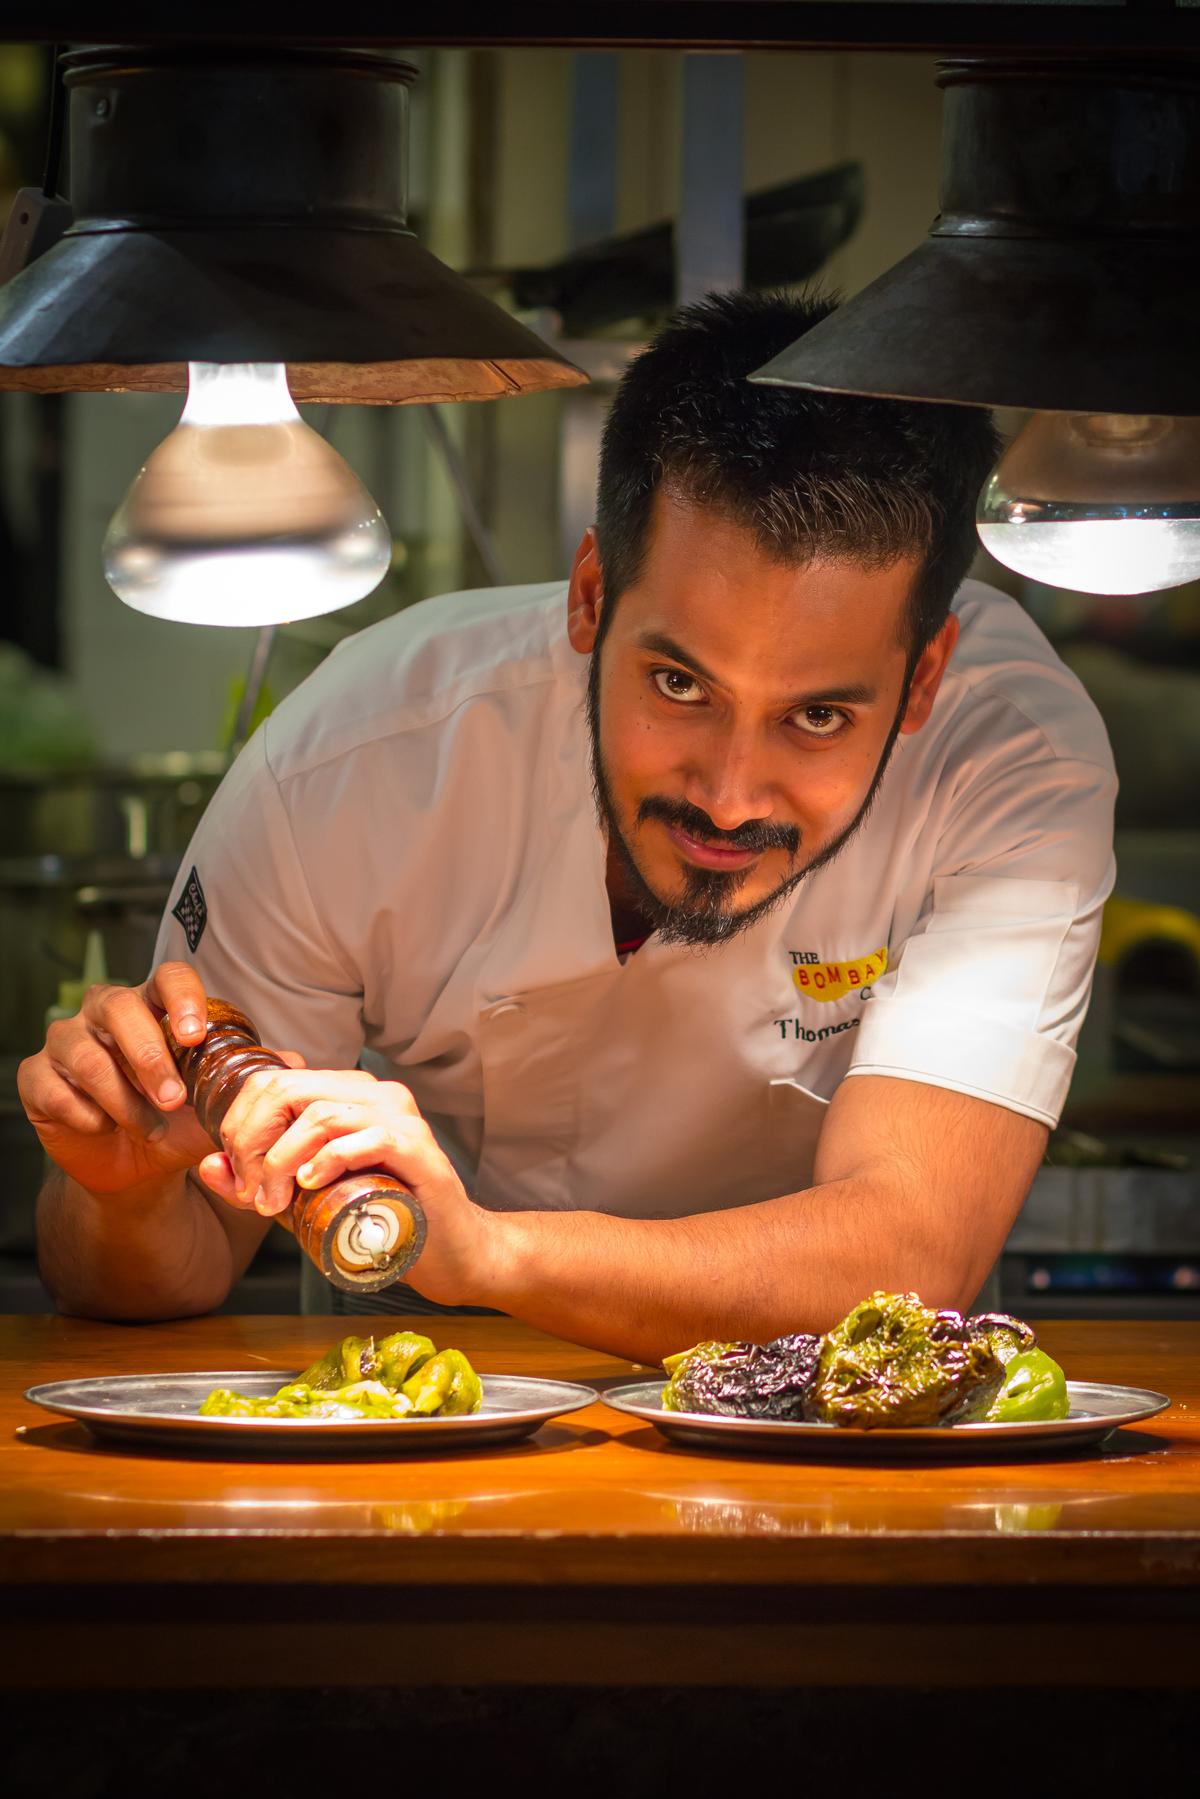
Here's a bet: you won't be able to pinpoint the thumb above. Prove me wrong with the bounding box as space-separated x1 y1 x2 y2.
197 1151 245 1207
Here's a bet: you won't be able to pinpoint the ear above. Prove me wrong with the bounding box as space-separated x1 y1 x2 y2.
900 614 960 736
566 527 604 654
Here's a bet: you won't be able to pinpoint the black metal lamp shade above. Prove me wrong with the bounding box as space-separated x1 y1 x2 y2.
751 59 1200 417
0 47 586 404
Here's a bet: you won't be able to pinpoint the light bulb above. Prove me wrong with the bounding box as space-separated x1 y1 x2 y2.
977 413 1200 596
103 363 393 625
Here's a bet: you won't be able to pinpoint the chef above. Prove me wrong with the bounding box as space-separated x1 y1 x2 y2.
21 292 1116 1363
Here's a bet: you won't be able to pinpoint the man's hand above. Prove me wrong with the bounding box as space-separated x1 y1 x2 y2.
18 961 217 1196
196 1067 497 1307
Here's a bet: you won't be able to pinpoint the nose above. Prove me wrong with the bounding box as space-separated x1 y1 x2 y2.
684 718 775 832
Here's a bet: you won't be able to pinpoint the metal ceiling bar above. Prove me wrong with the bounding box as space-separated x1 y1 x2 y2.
4 7 1200 53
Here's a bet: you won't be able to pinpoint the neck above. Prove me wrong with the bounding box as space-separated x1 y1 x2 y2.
605 839 652 947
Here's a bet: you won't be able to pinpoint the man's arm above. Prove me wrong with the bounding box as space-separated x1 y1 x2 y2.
482 1075 1046 1362
205 1066 1046 1365
36 1167 270 1322
19 962 275 1321
24 708 370 1322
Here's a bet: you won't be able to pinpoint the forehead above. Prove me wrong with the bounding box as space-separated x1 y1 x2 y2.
613 489 918 680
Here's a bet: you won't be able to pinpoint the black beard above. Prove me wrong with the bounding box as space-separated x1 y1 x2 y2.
585 646 910 949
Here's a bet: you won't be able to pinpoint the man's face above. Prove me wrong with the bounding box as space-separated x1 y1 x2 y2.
570 489 953 946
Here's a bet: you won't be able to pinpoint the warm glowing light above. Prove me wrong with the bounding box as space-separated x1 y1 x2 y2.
977 413 1200 596
978 515 1200 594
104 363 393 625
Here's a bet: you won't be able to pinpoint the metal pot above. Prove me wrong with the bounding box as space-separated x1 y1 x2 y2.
0 753 226 860
0 851 182 1057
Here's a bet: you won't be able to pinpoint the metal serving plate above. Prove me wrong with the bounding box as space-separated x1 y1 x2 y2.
23 1371 599 1457
603 1379 1171 1460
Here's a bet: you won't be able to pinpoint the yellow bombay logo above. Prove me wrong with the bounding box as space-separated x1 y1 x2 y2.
793 946 888 1004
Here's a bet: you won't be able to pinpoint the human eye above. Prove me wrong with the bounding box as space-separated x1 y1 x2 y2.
651 667 706 704
789 703 849 740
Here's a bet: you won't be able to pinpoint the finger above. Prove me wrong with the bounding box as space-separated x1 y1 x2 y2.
378 1080 420 1118
110 1040 175 1118
296 1126 398 1193
258 1100 375 1215
19 1057 116 1138
196 1151 242 1205
296 1118 442 1197
269 1049 308 1070
43 1026 165 1140
219 1068 378 1201
144 960 209 1048
80 984 187 1110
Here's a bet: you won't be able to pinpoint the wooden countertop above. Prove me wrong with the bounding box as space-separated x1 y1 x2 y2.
5 1313 1200 1688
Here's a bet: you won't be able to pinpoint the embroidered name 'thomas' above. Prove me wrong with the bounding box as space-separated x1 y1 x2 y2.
773 1016 861 1043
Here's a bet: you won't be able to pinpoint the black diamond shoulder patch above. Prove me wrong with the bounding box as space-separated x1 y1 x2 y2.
171 866 208 953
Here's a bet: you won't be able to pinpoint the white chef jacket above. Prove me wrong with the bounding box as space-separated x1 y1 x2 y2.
155 577 1116 1230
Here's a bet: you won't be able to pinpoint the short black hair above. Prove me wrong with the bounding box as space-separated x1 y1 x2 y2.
594 290 1000 660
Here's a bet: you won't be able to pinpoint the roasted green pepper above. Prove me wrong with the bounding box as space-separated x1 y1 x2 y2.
809 1291 1005 1429
984 1348 1069 1423
662 1342 741 1412
657 1297 1063 1432
375 1331 436 1387
296 1333 380 1392
968 1312 1038 1366
200 1332 482 1420
662 1335 821 1420
199 1388 263 1417
402 1348 483 1417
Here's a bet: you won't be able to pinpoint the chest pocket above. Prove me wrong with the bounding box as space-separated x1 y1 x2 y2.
473 950 840 1219
474 971 616 1212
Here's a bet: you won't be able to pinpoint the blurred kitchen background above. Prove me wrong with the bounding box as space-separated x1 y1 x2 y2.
1 43 1197 1316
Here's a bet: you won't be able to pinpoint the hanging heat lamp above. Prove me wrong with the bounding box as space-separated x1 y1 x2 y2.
0 47 586 624
751 58 1200 596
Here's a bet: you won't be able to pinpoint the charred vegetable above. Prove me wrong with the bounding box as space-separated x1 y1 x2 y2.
201 1379 417 1420
662 1341 743 1412
968 1312 1038 1367
662 1332 821 1420
199 1331 481 1421
376 1331 437 1387
808 1291 1005 1429
402 1348 484 1417
296 1333 380 1392
659 1294 1063 1431
984 1348 1069 1423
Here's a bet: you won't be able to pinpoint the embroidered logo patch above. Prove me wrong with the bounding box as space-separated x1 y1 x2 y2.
790 945 888 1004
171 866 208 953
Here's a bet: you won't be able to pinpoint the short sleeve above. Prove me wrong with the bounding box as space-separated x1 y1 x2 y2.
846 752 1116 1127
153 727 365 1071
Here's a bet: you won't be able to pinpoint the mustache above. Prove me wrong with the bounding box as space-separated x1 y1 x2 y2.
637 795 801 859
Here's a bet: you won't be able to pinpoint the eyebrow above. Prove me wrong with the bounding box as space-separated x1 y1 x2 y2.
634 630 878 709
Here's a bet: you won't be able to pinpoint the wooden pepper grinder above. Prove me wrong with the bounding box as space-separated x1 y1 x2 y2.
164 999 427 1294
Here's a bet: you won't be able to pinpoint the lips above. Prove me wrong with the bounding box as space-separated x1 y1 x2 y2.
662 822 761 872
